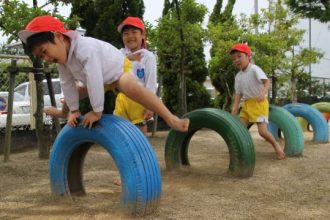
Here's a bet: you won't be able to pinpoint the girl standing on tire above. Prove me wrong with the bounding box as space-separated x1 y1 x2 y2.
230 43 285 160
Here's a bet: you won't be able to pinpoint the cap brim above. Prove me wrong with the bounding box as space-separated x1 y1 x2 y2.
18 30 41 44
18 29 75 44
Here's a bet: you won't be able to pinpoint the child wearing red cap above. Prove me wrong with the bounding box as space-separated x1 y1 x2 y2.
18 15 189 132
230 43 285 160
114 16 157 136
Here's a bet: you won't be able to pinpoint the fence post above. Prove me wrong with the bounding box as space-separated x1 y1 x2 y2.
33 58 49 159
152 75 163 136
3 60 18 162
44 65 61 133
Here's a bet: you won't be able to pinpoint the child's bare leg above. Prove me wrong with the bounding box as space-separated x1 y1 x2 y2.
113 179 121 186
139 124 148 136
257 122 285 160
44 85 88 119
44 102 69 118
240 117 251 127
117 74 189 132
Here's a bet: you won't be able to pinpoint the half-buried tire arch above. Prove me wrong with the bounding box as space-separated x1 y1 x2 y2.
297 102 330 131
283 103 329 143
165 108 255 178
49 115 161 216
267 105 304 156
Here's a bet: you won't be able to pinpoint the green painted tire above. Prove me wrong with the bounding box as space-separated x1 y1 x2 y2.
268 105 304 156
165 108 255 178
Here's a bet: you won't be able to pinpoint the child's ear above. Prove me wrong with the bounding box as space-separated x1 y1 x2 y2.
53 31 63 40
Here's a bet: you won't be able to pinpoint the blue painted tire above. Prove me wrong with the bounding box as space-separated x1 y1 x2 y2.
49 115 161 216
165 108 255 178
267 105 304 156
297 102 330 131
283 103 329 143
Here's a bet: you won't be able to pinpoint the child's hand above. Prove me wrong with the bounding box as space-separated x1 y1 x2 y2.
255 93 265 102
67 111 81 127
82 111 102 128
144 109 154 120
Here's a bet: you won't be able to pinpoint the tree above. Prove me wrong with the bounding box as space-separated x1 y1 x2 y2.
208 0 238 111
0 0 78 44
70 0 144 48
208 0 323 106
156 0 209 116
287 0 330 22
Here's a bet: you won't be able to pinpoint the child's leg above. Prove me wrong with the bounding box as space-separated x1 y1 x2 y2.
257 122 285 160
240 117 251 127
116 73 189 132
44 86 88 118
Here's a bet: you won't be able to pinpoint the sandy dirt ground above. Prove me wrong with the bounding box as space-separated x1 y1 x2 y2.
0 126 330 220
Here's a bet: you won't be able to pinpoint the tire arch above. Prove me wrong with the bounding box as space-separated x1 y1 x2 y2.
283 103 329 143
267 105 304 156
49 114 161 216
297 102 330 131
165 108 255 178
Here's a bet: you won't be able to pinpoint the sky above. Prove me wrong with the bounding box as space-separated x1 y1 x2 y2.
4 0 330 78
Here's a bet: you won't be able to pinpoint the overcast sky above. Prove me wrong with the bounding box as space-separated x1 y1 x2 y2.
5 0 330 78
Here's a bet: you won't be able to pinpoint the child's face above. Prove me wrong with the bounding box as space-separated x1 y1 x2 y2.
32 32 68 64
230 51 250 71
122 27 144 52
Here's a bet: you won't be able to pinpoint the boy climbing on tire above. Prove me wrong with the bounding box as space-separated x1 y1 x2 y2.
230 43 285 160
18 15 189 132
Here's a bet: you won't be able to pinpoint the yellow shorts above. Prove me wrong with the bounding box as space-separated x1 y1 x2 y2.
113 58 145 125
240 99 269 123
114 93 145 125
104 57 132 92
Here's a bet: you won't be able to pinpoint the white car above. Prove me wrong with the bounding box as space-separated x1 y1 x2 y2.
0 78 64 129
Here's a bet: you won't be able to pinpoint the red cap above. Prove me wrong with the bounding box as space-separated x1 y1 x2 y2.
118 16 147 48
18 15 71 43
230 43 252 56
117 16 145 33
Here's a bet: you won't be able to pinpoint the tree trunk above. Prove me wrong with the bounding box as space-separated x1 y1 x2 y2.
271 70 277 104
33 59 50 159
174 0 187 116
291 75 297 103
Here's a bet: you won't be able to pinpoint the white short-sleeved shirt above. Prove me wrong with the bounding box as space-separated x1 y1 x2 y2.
120 48 157 93
57 32 126 112
234 63 268 100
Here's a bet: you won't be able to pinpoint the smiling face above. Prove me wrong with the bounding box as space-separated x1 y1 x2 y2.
32 32 69 64
230 51 250 71
122 26 145 52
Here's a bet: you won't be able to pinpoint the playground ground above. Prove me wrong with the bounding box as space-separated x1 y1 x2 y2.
0 125 330 219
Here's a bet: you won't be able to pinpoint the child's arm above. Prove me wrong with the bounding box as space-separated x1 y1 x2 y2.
142 52 157 120
255 79 270 102
231 94 241 116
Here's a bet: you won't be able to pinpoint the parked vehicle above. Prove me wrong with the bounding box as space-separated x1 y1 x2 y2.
0 79 64 129
0 92 8 113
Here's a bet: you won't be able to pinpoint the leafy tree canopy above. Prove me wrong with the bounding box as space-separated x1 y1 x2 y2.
70 0 144 48
287 0 330 22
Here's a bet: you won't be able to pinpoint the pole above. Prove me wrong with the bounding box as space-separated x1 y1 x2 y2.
3 60 17 162
255 0 259 34
309 17 312 94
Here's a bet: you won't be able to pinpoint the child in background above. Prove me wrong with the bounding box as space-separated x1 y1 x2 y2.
230 43 285 160
18 15 189 132
115 16 157 135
